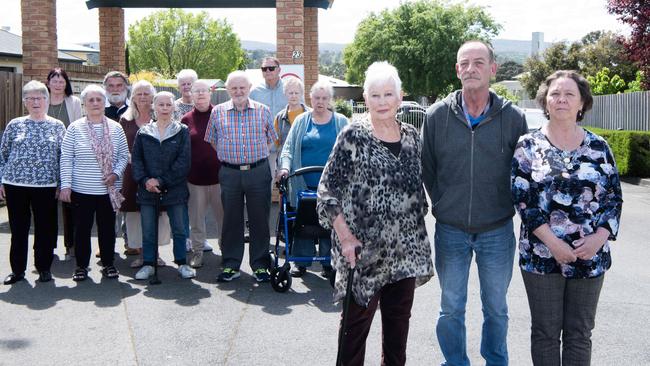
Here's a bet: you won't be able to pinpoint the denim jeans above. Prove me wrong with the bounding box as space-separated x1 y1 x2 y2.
434 221 515 366
291 237 331 268
141 203 187 265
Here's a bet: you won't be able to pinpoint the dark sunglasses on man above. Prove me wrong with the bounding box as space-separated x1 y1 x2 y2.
261 66 277 72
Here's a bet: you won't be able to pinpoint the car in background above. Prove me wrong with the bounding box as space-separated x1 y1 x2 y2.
523 108 547 131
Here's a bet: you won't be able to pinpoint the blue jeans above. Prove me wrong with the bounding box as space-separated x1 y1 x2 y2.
434 221 515 366
291 237 331 268
141 203 187 265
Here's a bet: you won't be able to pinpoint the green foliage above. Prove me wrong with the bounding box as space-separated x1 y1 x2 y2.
587 67 627 95
521 31 639 98
496 60 523 81
625 71 644 93
343 0 501 99
333 99 353 118
585 127 650 177
491 84 520 103
127 9 246 79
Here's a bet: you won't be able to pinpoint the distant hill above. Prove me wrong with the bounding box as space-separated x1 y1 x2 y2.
241 40 347 52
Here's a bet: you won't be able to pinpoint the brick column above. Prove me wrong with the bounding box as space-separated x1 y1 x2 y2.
21 0 58 82
276 0 304 65
99 7 126 73
303 7 319 105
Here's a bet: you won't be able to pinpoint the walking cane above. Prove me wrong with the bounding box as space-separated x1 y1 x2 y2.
150 191 162 285
336 246 361 366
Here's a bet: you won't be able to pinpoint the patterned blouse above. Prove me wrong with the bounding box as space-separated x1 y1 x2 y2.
0 116 66 187
317 116 434 306
511 129 623 278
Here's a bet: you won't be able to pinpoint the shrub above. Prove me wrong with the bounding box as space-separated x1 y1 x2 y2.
586 127 650 177
334 98 353 118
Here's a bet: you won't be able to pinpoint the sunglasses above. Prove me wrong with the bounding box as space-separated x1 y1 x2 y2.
261 66 277 72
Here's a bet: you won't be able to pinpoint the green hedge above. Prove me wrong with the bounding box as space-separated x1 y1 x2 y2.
586 127 650 177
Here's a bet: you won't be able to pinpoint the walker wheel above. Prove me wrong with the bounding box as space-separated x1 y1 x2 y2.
270 266 292 292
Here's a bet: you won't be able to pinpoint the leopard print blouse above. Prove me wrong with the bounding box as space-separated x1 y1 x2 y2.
317 116 434 306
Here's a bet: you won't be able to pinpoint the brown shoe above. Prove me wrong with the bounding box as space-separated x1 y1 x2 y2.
123 247 142 256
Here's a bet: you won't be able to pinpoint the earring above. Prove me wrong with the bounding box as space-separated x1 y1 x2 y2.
577 110 584 120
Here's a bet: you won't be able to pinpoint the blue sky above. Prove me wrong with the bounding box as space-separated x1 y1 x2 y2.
1 0 629 45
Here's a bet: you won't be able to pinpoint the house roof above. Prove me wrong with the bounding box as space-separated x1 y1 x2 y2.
86 0 333 9
58 42 100 53
0 29 84 62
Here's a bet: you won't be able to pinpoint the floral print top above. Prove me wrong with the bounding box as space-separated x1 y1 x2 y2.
511 129 623 278
317 116 434 307
0 116 66 187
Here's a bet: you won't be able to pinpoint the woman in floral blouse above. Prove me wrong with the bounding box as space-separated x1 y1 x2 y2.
511 70 623 365
317 61 433 365
0 81 66 284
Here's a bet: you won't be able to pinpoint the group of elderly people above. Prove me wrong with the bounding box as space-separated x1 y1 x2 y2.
0 44 623 365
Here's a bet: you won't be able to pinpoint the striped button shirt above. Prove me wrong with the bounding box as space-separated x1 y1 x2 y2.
60 118 129 195
204 99 278 164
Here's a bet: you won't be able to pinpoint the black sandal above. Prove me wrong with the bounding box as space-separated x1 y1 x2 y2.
72 267 88 282
102 265 119 279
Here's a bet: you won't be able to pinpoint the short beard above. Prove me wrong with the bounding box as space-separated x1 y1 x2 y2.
108 90 128 105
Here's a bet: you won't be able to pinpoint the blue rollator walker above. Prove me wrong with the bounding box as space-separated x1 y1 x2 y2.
270 166 335 292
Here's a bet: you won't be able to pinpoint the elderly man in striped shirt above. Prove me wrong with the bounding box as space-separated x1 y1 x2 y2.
205 71 278 283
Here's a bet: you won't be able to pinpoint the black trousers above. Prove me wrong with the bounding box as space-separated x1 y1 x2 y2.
71 191 116 268
339 277 416 366
4 184 58 274
62 201 74 248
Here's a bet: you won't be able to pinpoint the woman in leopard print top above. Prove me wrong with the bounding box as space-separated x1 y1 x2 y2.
317 62 433 365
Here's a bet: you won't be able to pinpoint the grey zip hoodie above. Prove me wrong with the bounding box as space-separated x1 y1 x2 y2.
421 90 528 233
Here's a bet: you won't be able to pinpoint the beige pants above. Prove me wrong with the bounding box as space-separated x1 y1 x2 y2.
187 182 223 252
125 211 171 248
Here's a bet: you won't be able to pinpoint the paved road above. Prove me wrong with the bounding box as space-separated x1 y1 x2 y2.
0 182 649 365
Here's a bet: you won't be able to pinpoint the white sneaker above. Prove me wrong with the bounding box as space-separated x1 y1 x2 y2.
203 241 213 252
178 264 196 279
135 265 154 280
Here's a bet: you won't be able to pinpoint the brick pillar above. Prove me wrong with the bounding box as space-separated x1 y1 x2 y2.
99 7 126 73
303 7 319 105
277 0 308 102
21 0 58 82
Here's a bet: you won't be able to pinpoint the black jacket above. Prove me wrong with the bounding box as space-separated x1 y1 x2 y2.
131 121 190 206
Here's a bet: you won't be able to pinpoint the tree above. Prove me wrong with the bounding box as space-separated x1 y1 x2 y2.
579 31 637 83
608 0 650 88
587 67 627 95
491 84 520 103
127 9 246 79
343 0 500 99
496 60 523 81
520 42 581 98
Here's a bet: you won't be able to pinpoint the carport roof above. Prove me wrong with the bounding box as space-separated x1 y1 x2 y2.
86 0 334 9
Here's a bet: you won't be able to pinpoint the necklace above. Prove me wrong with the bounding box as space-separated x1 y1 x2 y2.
49 102 66 121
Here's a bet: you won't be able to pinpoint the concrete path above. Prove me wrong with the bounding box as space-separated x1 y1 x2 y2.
0 182 649 365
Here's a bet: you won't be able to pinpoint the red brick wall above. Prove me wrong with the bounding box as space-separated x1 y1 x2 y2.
303 7 319 105
21 0 58 82
276 0 304 65
99 7 126 73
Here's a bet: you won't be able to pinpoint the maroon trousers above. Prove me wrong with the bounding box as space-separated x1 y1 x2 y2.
338 277 416 366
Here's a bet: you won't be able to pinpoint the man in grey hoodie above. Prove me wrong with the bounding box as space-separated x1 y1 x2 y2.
421 40 528 366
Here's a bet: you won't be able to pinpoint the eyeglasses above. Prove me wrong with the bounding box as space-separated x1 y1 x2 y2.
261 66 277 72
192 89 210 94
24 97 46 102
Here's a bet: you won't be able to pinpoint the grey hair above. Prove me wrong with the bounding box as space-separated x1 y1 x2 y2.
191 79 211 91
176 69 198 82
153 91 176 106
22 80 49 101
102 71 129 86
122 80 156 121
80 84 107 103
283 76 304 95
225 71 252 88
363 61 402 95
310 80 334 99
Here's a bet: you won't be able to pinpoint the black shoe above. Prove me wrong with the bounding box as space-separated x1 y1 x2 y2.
291 266 307 278
320 266 334 278
4 272 25 285
38 271 53 282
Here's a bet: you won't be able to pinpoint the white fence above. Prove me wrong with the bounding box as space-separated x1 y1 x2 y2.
352 102 430 131
518 91 650 131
